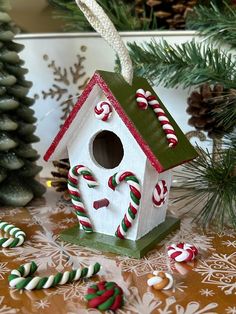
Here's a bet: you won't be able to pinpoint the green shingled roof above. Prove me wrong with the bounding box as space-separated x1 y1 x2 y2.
97 70 198 171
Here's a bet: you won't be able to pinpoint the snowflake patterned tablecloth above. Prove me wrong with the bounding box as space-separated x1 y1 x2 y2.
0 188 235 314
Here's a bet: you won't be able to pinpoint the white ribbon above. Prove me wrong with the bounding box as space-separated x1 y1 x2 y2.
75 0 133 85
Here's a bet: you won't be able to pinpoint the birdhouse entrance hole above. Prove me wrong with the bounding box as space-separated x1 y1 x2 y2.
91 130 124 169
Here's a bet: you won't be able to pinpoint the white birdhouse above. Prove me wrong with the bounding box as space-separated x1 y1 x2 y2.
44 70 198 258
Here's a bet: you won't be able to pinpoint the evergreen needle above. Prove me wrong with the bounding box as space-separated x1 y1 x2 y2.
173 141 236 230
124 40 236 89
187 2 236 49
48 0 155 31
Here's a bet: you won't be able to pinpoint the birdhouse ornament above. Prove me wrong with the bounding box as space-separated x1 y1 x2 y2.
44 0 198 258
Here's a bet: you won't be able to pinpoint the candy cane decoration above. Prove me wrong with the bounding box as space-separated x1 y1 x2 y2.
146 91 178 148
167 243 198 262
8 261 101 290
135 89 148 110
108 171 141 239
94 101 113 121
68 165 98 233
0 221 26 248
135 89 178 148
152 180 168 207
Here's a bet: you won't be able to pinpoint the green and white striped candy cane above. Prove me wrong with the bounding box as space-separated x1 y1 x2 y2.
108 171 141 239
8 261 101 290
0 221 26 248
68 165 99 233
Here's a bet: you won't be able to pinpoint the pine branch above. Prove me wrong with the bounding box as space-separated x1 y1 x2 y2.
224 132 236 152
187 2 236 49
173 143 236 229
213 91 236 135
125 40 236 89
48 0 155 31
48 0 93 31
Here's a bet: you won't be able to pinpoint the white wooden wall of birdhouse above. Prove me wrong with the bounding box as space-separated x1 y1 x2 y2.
136 163 172 239
65 84 170 240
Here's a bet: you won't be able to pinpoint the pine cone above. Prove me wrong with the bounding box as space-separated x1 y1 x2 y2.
51 159 70 201
187 84 235 139
134 0 198 29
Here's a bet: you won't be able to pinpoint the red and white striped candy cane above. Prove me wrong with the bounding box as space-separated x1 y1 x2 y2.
68 165 98 233
108 171 141 239
94 101 113 121
146 91 178 148
152 180 168 207
167 243 198 262
135 88 148 110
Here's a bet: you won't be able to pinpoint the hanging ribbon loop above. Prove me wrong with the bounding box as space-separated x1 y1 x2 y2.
75 0 133 85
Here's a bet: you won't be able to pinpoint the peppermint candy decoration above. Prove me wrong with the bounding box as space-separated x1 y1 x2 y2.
135 89 178 148
85 281 124 311
94 101 112 121
68 165 98 233
152 180 168 207
147 271 173 290
135 88 148 110
8 261 101 290
108 171 141 239
167 243 198 262
0 221 26 248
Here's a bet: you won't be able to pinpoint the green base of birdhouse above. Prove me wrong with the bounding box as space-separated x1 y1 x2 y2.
60 216 180 258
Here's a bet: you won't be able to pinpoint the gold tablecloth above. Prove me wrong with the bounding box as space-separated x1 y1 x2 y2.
0 188 235 314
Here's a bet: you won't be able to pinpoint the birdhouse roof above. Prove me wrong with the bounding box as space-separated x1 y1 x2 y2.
44 70 198 172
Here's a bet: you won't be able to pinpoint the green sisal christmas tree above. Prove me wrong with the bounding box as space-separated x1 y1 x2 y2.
0 1 46 206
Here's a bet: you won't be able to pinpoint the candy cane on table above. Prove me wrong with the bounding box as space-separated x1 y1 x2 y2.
152 180 168 207
8 261 101 290
68 165 99 233
108 171 141 239
135 88 148 110
146 91 178 148
94 101 113 121
0 221 26 248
